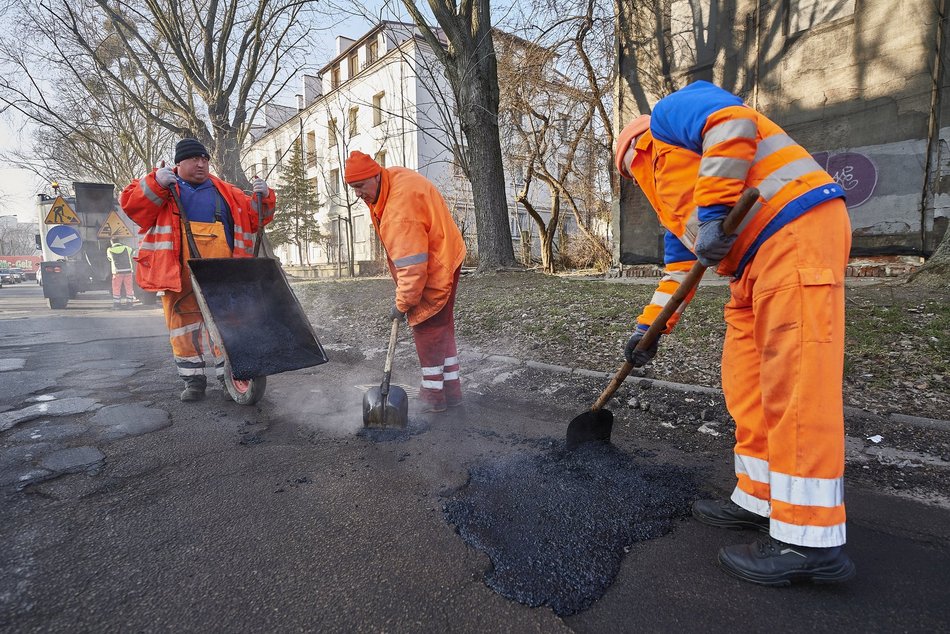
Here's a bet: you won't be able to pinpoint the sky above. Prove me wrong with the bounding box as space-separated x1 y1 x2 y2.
0 122 46 224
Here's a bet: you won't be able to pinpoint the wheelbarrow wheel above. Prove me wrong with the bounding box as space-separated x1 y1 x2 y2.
223 362 266 406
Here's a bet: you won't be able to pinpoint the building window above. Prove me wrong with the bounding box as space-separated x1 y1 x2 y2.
348 53 358 78
367 39 378 65
306 131 317 167
374 149 386 167
373 92 385 126
331 65 340 89
784 0 855 35
329 168 340 194
328 119 337 147
262 157 269 176
349 107 359 137
248 163 257 178
274 148 282 165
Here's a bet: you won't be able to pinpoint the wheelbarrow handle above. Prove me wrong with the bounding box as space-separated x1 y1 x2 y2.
168 185 202 260
253 191 265 258
590 188 760 412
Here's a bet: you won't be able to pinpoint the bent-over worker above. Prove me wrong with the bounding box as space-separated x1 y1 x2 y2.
344 151 466 413
615 80 854 586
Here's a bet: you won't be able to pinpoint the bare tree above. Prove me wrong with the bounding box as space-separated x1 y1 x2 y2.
401 0 517 271
0 0 321 188
0 222 37 255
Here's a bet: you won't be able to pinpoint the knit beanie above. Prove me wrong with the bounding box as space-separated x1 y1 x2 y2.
344 151 382 184
174 138 210 164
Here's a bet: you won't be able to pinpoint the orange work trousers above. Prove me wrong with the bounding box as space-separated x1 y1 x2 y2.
722 198 851 548
161 221 231 381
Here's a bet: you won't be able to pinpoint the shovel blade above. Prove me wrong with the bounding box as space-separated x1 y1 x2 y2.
362 385 409 429
565 409 614 450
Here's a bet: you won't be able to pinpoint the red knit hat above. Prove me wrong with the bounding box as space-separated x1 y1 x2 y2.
344 151 382 184
615 114 651 179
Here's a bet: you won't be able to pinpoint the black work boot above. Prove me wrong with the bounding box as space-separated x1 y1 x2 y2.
718 536 856 586
692 499 769 532
180 376 207 402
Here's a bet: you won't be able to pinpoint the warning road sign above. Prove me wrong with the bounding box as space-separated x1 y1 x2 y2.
97 211 133 239
44 196 80 225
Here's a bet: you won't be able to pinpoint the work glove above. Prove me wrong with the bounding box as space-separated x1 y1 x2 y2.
389 304 406 322
624 326 660 367
251 177 269 197
693 218 738 268
155 166 177 190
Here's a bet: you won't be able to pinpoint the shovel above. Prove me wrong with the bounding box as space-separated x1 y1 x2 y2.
565 188 760 450
363 317 409 428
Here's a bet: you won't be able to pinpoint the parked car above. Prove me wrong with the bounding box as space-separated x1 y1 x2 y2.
8 268 25 283
0 270 15 284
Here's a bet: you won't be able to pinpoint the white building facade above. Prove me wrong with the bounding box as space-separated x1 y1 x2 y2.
244 21 580 273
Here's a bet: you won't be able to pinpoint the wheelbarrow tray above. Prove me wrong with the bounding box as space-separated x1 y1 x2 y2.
187 257 329 380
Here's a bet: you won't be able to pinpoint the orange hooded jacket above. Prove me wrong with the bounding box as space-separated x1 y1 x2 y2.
367 167 466 326
120 169 275 292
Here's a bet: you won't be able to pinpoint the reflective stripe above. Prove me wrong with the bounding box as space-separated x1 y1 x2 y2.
169 323 202 338
176 367 205 376
150 225 174 234
666 270 689 284
699 156 752 180
681 213 699 248
650 290 672 306
140 241 174 251
421 365 443 376
731 487 770 517
770 518 846 548
754 133 796 162
770 471 844 508
702 118 757 152
443 370 459 380
734 453 770 484
444 356 459 366
735 200 764 234
421 379 443 389
393 252 428 267
755 157 823 200
140 177 165 206
174 354 203 363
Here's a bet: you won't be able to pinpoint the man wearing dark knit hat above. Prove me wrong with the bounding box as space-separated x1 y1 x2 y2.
120 138 276 402
345 150 466 413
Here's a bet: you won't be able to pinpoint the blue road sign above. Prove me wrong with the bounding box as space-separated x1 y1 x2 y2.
46 225 83 257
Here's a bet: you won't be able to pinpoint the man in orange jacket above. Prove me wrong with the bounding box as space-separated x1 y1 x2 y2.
121 138 275 402
344 151 466 413
615 81 854 586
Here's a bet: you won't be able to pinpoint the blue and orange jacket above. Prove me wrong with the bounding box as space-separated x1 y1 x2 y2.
629 81 845 331
120 170 275 293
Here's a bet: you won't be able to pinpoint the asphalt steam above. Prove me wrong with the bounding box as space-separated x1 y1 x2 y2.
443 442 698 616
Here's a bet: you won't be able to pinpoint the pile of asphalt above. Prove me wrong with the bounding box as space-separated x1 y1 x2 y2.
443 442 699 616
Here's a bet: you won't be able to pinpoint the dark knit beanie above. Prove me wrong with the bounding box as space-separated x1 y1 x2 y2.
174 138 210 164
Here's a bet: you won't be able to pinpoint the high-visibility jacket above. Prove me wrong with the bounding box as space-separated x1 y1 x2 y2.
629 81 845 331
106 243 133 274
120 170 275 292
367 167 466 326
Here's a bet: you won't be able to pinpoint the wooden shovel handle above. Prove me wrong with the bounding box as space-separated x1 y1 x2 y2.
590 187 760 412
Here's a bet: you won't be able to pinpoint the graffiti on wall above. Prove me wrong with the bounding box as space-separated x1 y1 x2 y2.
812 151 878 208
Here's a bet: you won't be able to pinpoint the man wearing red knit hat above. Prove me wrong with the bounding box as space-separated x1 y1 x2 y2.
344 151 466 413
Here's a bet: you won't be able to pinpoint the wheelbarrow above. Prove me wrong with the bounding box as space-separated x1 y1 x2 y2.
170 187 329 405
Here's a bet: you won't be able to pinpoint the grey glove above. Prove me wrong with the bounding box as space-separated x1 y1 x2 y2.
624 327 660 367
389 304 406 321
251 177 269 197
693 218 738 267
155 166 177 190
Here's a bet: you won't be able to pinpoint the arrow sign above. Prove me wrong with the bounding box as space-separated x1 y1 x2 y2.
46 225 83 257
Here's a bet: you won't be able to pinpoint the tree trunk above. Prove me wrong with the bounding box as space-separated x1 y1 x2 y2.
908 226 950 285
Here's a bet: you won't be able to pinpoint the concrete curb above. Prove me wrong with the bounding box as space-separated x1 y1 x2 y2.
464 349 950 431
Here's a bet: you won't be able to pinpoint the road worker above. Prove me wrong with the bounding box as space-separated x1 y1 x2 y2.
106 239 135 310
615 81 854 585
120 138 274 402
344 151 466 413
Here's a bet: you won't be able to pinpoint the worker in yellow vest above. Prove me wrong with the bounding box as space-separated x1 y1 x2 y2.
106 239 135 310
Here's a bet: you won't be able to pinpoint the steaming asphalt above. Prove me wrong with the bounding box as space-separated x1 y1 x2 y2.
1 283 949 632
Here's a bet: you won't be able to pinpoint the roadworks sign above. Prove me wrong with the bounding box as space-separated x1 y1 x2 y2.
97 211 133 239
44 196 80 225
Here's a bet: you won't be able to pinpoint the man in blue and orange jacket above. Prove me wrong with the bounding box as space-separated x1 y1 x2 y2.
615 81 854 586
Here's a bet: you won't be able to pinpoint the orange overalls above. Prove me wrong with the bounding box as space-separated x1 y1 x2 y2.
161 218 231 381
627 81 850 547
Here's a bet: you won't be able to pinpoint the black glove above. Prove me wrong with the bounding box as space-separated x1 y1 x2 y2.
389 304 406 321
624 327 660 367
